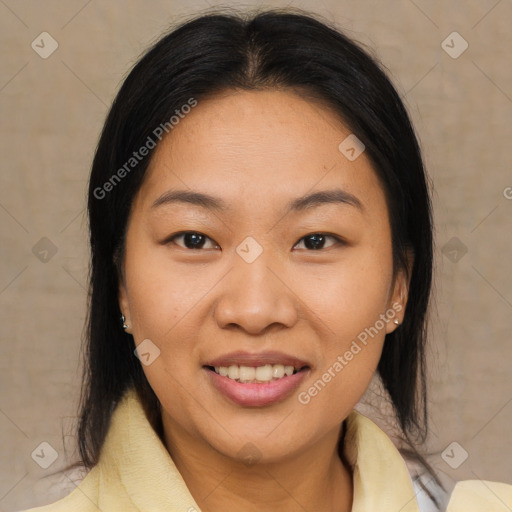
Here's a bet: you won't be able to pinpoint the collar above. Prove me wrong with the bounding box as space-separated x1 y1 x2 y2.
94 387 420 511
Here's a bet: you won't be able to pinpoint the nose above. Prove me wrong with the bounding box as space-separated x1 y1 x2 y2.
213 251 298 336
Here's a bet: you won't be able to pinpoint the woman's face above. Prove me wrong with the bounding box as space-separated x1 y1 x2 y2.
119 89 408 464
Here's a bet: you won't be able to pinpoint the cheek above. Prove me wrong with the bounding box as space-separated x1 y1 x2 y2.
291 244 394 343
122 243 203 394
295 276 388 428
123 245 210 427
124 240 208 338
291 245 392 411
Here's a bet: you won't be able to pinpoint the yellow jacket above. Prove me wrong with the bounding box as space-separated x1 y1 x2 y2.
22 388 511 511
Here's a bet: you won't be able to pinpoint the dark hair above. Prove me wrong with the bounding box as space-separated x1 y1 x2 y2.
79 6 433 478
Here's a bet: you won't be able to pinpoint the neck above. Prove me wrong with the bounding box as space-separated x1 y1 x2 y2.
162 417 353 512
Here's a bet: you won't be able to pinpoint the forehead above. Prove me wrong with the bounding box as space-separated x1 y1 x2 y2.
136 89 387 218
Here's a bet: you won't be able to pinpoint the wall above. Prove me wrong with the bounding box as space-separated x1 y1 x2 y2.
1 0 511 509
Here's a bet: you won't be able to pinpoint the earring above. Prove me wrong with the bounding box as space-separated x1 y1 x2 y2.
394 319 400 326
121 314 128 330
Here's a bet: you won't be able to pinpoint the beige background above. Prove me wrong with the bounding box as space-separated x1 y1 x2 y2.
1 0 511 510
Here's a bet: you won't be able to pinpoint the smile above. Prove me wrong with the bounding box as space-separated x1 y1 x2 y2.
209 363 305 383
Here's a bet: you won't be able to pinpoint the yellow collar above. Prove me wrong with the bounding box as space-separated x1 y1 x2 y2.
27 386 512 511
97 387 420 511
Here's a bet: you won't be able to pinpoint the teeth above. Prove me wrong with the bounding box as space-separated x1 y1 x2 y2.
255 364 273 381
227 365 239 380
284 365 294 376
272 365 285 379
239 366 255 382
213 363 302 383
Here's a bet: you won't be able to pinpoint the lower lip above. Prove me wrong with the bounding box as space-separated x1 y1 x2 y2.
205 368 309 407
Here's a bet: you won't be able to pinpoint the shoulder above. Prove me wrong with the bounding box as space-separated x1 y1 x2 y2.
446 479 512 511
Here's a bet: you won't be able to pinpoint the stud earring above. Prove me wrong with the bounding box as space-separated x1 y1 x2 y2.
121 314 128 330
394 319 400 326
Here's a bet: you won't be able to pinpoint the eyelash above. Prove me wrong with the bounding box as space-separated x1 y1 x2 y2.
164 231 345 251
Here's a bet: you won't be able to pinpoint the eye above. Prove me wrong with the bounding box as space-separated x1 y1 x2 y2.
166 231 219 250
164 231 343 251
293 233 343 251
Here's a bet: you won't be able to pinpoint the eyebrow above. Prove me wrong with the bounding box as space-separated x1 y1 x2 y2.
151 188 364 213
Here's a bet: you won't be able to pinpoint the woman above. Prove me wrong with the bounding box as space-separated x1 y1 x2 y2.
23 8 511 512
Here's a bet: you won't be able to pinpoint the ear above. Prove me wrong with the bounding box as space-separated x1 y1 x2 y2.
119 279 132 334
385 250 413 334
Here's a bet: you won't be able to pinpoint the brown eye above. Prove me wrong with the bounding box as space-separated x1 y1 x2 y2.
168 231 219 250
294 233 342 251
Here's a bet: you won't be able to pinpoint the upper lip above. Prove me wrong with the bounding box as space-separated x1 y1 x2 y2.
204 351 311 369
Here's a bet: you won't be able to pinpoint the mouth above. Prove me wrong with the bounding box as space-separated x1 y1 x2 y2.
205 363 308 383
202 351 311 407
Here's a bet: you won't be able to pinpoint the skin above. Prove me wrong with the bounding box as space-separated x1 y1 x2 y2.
119 89 410 512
